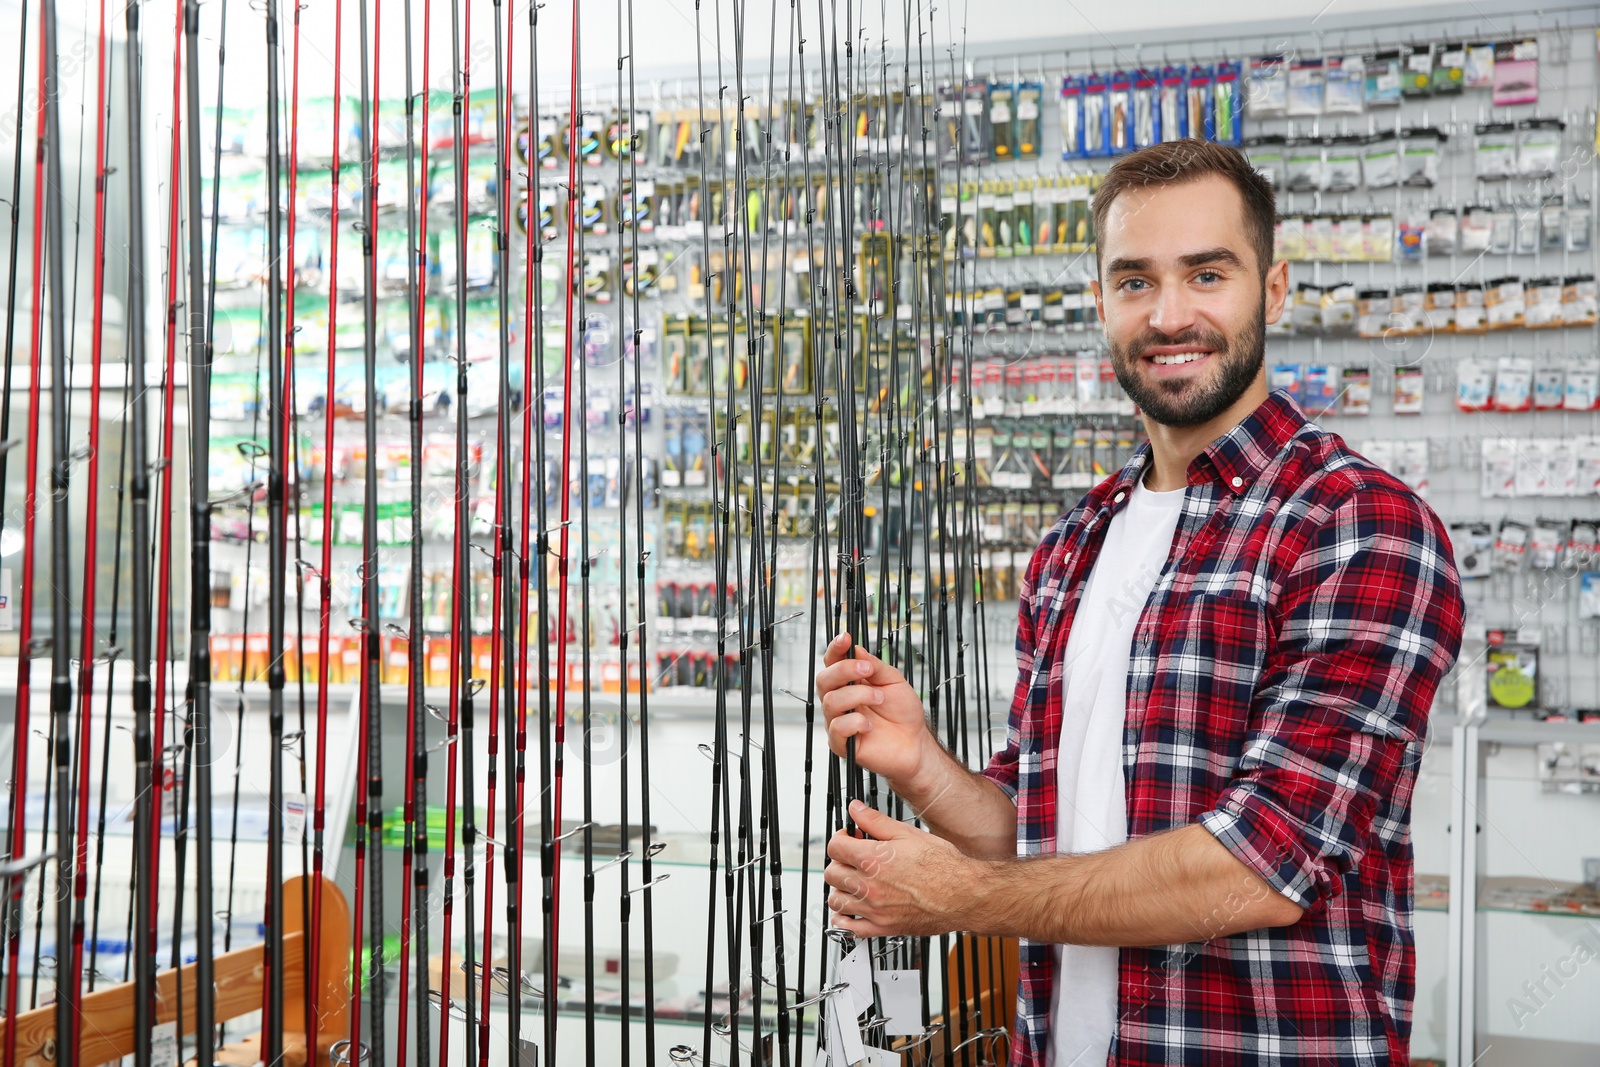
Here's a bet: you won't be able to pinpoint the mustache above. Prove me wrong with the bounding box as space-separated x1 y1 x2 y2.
1123 328 1230 360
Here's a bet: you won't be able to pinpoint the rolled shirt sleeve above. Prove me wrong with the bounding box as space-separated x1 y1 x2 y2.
1199 487 1465 912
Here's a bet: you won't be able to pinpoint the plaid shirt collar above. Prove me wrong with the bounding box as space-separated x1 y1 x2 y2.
1104 389 1308 512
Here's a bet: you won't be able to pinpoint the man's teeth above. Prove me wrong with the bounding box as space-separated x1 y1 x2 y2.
1150 351 1208 365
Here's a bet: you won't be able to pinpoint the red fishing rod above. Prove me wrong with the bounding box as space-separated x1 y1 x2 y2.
66 0 113 1050
548 10 584 1054
308 0 344 1053
2 30 49 1067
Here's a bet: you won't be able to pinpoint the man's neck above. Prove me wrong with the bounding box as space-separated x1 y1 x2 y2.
1141 379 1270 492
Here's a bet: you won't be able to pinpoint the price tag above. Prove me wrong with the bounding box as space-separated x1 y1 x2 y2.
151 1021 179 1067
874 969 922 1036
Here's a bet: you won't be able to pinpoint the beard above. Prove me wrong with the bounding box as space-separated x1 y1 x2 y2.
1109 301 1267 428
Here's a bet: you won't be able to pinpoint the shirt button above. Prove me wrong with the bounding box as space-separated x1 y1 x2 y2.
1231 476 1243 489
1114 491 1126 504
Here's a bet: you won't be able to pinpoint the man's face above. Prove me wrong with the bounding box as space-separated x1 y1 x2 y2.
1091 174 1288 428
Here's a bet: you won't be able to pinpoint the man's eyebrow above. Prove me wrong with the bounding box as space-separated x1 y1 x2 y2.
1178 247 1245 269
1105 256 1151 274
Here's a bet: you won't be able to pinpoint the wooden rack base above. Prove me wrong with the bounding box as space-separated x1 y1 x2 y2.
1 874 350 1067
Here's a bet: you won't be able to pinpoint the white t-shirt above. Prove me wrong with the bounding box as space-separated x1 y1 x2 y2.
1047 478 1186 1067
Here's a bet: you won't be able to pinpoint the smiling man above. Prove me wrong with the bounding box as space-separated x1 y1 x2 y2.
816 139 1466 1067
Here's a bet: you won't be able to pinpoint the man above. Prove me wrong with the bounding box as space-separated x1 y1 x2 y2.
816 139 1465 1067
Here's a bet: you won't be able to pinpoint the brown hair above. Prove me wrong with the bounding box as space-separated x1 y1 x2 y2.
1091 139 1276 278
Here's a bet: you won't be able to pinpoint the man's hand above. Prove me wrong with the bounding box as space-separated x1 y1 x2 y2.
824 801 979 938
816 633 933 790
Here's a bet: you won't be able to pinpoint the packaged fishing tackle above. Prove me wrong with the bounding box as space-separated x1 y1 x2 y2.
988 82 1016 161
1364 50 1403 106
1185 65 1214 142
1286 57 1323 116
1160 65 1188 139
1247 55 1286 118
1015 81 1043 159
1108 70 1133 154
1084 71 1111 156
1213 61 1242 144
1060 75 1085 159
1324 55 1365 114
1132 69 1158 149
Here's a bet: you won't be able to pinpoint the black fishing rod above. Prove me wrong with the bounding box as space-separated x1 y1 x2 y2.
40 0 80 1045
179 0 217 1044
489 0 522 1052
691 0 730 1059
524 5 560 1060
355 0 386 1048
450 0 479 1050
122 0 155 1051
261 0 288 1044
400 0 427 1053
619 2 660 1059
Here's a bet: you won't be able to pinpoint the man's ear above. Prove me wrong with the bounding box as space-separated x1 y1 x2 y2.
1262 259 1289 326
1090 278 1104 325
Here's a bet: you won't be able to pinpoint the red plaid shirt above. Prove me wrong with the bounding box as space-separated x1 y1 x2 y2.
982 390 1465 1067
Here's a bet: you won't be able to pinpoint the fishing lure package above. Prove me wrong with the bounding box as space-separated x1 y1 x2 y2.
1015 81 1043 159
1108 71 1134 155
1059 75 1085 159
1402 44 1434 97
1185 66 1214 142
1364 51 1403 106
989 83 1017 161
1246 55 1287 118
1132 69 1159 149
1083 72 1111 157
1159 66 1188 141
1213 61 1242 145
1286 58 1324 117
1323 56 1365 114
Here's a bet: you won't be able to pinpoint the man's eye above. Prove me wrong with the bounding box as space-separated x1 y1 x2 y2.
1120 278 1149 292
1195 271 1221 285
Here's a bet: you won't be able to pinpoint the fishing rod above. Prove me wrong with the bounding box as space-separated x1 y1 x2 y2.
87 270 130 998
546 0 586 1058
690 0 731 1059
39 0 81 1042
3 16 49 1056
178 0 218 1039
397 0 426 1052
450 0 480 1050
0 7 29 1008
66 0 115 1032
122 0 155 1049
141 0 184 1014
352 0 386 1046
619 0 661 1058
491 0 525 1053
612 4 642 1062
282 0 314 1034
522 7 559 1064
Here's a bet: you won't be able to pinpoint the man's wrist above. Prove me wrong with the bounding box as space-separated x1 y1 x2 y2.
889 729 957 814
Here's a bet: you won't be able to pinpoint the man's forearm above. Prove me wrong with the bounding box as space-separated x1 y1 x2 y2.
893 741 1017 861
963 824 1303 946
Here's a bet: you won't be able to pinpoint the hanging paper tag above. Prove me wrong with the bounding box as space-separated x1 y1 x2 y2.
827 990 867 1067
151 1021 179 1067
862 1048 903 1067
518 1039 539 1067
837 943 875 1016
284 792 307 838
873 969 922 1036
0 568 12 631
